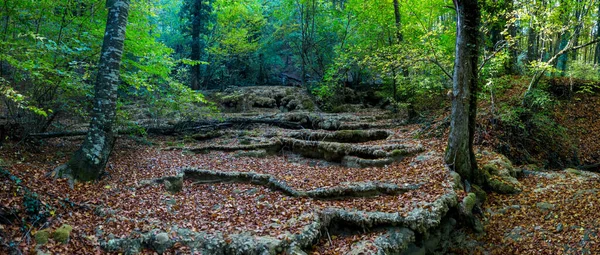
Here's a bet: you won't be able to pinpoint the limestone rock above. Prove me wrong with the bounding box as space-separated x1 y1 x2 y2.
450 171 463 191
51 224 73 244
480 152 523 194
460 193 477 214
234 149 268 158
164 176 183 194
565 168 582 176
153 232 171 254
536 202 556 211
487 175 522 194
286 245 308 255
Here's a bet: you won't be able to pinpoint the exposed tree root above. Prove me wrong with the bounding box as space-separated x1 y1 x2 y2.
187 138 423 165
101 188 458 255
288 130 392 143
276 138 423 162
188 141 281 154
141 169 421 199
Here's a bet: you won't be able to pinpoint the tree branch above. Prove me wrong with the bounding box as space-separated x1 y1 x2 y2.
478 41 508 72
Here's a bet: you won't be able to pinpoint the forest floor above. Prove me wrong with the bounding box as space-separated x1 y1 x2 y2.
1 85 599 254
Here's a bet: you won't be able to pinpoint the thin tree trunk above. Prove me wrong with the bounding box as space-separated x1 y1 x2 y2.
445 0 481 184
190 0 202 90
507 0 519 74
595 1 600 64
54 0 130 182
526 21 537 63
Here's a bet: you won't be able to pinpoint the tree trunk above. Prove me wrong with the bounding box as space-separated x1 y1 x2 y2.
506 0 519 74
190 0 202 90
526 22 537 63
445 0 481 185
596 2 600 65
54 0 130 182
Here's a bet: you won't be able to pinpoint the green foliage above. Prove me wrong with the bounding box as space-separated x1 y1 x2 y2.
0 0 215 137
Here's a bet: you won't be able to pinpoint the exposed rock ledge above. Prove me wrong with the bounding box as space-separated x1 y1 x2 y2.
101 187 458 255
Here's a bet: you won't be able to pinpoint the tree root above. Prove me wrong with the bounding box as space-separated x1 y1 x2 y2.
189 141 281 154
288 130 392 143
140 169 421 199
186 138 424 165
101 189 458 255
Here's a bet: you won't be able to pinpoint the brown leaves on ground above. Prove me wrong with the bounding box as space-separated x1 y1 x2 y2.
456 170 600 255
0 124 451 254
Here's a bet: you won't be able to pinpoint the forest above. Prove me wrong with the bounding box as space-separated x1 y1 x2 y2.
1 0 599 254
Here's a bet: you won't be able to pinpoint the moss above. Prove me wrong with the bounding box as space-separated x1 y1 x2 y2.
471 184 487 204
565 168 581 175
192 132 222 141
487 176 521 194
234 150 268 158
51 224 73 244
450 171 463 191
301 99 315 111
335 130 363 141
164 176 183 194
35 229 50 244
391 149 407 157
462 193 477 213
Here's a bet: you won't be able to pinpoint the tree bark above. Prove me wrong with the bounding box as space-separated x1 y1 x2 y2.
595 2 600 64
526 21 537 63
54 0 130 182
445 0 481 184
190 0 202 90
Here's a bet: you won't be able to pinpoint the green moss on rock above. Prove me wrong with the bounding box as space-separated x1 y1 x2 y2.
565 168 581 175
487 176 521 194
461 193 477 213
471 184 487 204
35 229 50 244
164 176 183 194
51 224 73 244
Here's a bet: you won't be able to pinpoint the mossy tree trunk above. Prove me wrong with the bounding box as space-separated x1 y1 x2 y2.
54 0 130 182
445 0 481 185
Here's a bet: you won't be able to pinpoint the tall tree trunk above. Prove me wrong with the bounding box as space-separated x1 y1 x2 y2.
526 21 537 63
54 0 130 182
596 1 600 64
557 33 569 75
190 0 202 90
571 0 583 61
445 0 481 184
393 0 403 42
506 0 519 74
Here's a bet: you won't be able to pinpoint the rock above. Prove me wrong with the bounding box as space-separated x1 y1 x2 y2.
234 149 268 158
479 152 523 194
36 250 51 255
504 226 524 242
556 223 564 232
536 202 556 211
486 175 522 194
471 185 487 204
450 171 463 191
51 224 73 244
565 168 582 176
415 151 437 162
286 245 307 255
461 193 477 214
523 164 542 172
348 241 378 255
341 156 392 168
153 232 171 254
164 176 183 194
34 229 50 244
